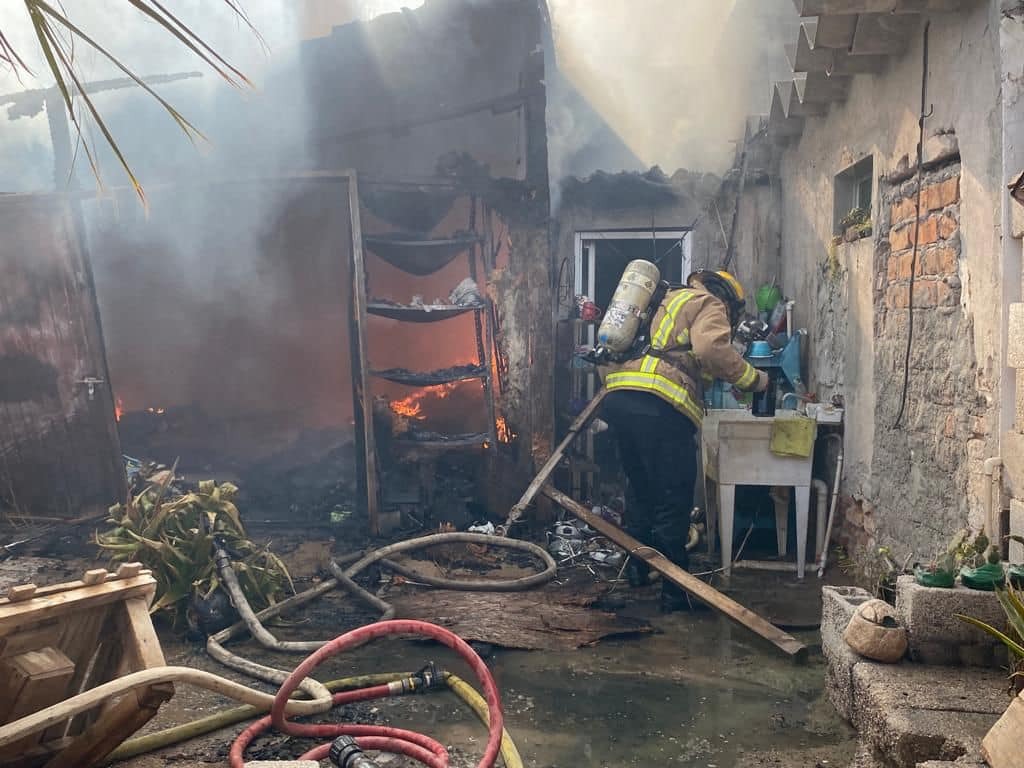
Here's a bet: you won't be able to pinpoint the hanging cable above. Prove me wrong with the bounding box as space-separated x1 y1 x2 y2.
893 20 933 429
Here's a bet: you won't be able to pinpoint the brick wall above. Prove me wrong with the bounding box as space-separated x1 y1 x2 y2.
837 150 996 557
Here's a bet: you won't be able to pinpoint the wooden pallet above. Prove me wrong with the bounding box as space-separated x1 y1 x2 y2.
0 564 173 768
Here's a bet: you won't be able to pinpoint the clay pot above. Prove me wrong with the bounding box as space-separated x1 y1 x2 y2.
843 598 908 663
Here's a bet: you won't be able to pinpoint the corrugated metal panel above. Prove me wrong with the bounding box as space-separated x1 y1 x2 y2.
0 194 124 520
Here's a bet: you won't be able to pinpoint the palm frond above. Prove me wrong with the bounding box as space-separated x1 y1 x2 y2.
5 0 257 204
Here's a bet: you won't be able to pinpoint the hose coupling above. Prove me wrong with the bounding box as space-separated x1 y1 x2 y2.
404 661 446 693
328 735 380 768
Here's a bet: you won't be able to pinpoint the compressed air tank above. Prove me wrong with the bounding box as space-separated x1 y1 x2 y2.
596 259 661 354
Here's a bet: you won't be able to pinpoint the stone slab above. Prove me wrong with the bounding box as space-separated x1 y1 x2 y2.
896 575 1008 667
1001 432 1024 499
821 585 874 721
852 663 1007 768
1010 499 1024 564
1008 303 1024 369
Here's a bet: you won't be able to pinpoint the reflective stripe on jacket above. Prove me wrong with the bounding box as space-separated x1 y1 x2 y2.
599 286 759 427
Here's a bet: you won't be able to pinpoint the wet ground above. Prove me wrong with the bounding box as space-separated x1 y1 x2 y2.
0 528 858 767
106 570 857 768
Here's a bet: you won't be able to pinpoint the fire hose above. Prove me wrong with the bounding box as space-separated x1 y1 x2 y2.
0 534 549 766
230 620 504 768
208 533 556 687
106 672 522 767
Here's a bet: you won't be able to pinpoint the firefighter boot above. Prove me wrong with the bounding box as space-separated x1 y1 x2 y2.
625 557 650 588
659 553 691 613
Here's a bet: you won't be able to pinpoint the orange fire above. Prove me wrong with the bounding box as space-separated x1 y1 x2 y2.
389 383 460 421
115 398 124 422
496 416 514 443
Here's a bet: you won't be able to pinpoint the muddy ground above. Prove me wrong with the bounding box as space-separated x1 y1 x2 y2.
3 534 858 768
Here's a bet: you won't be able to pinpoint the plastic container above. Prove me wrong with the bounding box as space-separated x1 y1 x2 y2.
960 563 1006 591
597 260 661 354
751 371 777 417
914 565 956 588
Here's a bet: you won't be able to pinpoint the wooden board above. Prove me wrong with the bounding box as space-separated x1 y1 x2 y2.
0 569 170 768
390 581 652 651
542 485 809 661
981 690 1024 768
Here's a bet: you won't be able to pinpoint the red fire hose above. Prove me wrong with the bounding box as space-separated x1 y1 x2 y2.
229 620 504 768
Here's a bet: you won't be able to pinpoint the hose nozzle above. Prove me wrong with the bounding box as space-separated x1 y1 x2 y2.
329 736 380 768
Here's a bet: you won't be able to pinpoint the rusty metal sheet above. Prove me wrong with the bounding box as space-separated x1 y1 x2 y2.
0 195 124 520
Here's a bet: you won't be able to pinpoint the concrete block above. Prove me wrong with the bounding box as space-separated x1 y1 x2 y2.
851 663 1006 768
1008 304 1024 369
822 585 874 721
895 575 1007 667
1011 499 1024 564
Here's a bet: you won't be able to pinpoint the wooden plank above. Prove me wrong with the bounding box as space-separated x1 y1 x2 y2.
42 690 162 768
8 584 37 602
117 597 173 707
981 691 1024 768
505 388 608 529
0 571 153 609
0 648 75 760
0 648 75 722
346 172 382 536
49 604 111 740
541 485 809 661
0 576 155 635
81 570 107 586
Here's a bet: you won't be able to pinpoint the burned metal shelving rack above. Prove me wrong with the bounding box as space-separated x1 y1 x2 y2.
350 179 499 535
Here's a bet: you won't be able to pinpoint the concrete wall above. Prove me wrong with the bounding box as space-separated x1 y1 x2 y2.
778 3 1004 560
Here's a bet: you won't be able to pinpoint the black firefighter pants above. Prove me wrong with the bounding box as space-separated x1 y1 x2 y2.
602 390 699 570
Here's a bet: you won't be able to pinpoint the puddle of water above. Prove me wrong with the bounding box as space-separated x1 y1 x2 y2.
300 612 852 768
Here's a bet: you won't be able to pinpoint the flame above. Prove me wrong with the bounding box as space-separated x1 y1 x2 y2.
496 416 514 443
115 398 124 422
389 383 460 421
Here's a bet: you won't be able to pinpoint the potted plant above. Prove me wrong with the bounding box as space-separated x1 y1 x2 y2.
956 583 1024 695
914 528 971 588
960 528 1007 591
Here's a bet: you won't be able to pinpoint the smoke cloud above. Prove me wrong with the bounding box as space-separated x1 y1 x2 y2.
545 0 797 183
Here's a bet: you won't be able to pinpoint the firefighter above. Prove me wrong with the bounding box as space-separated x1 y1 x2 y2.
598 270 769 612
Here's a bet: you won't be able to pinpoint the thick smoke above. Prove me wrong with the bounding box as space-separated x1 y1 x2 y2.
545 0 797 184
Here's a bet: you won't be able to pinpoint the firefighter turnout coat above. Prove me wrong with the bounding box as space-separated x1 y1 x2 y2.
599 286 760 427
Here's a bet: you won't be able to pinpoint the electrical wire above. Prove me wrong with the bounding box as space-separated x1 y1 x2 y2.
893 20 932 429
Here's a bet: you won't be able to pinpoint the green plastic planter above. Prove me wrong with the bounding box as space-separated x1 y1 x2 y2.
959 562 1006 591
914 566 955 588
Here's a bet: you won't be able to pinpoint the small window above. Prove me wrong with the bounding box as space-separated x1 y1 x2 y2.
833 156 874 237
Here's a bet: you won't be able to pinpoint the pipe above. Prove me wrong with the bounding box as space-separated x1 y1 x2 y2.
811 478 828 560
785 300 794 338
0 666 335 749
232 620 505 768
817 435 845 579
983 457 1003 542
